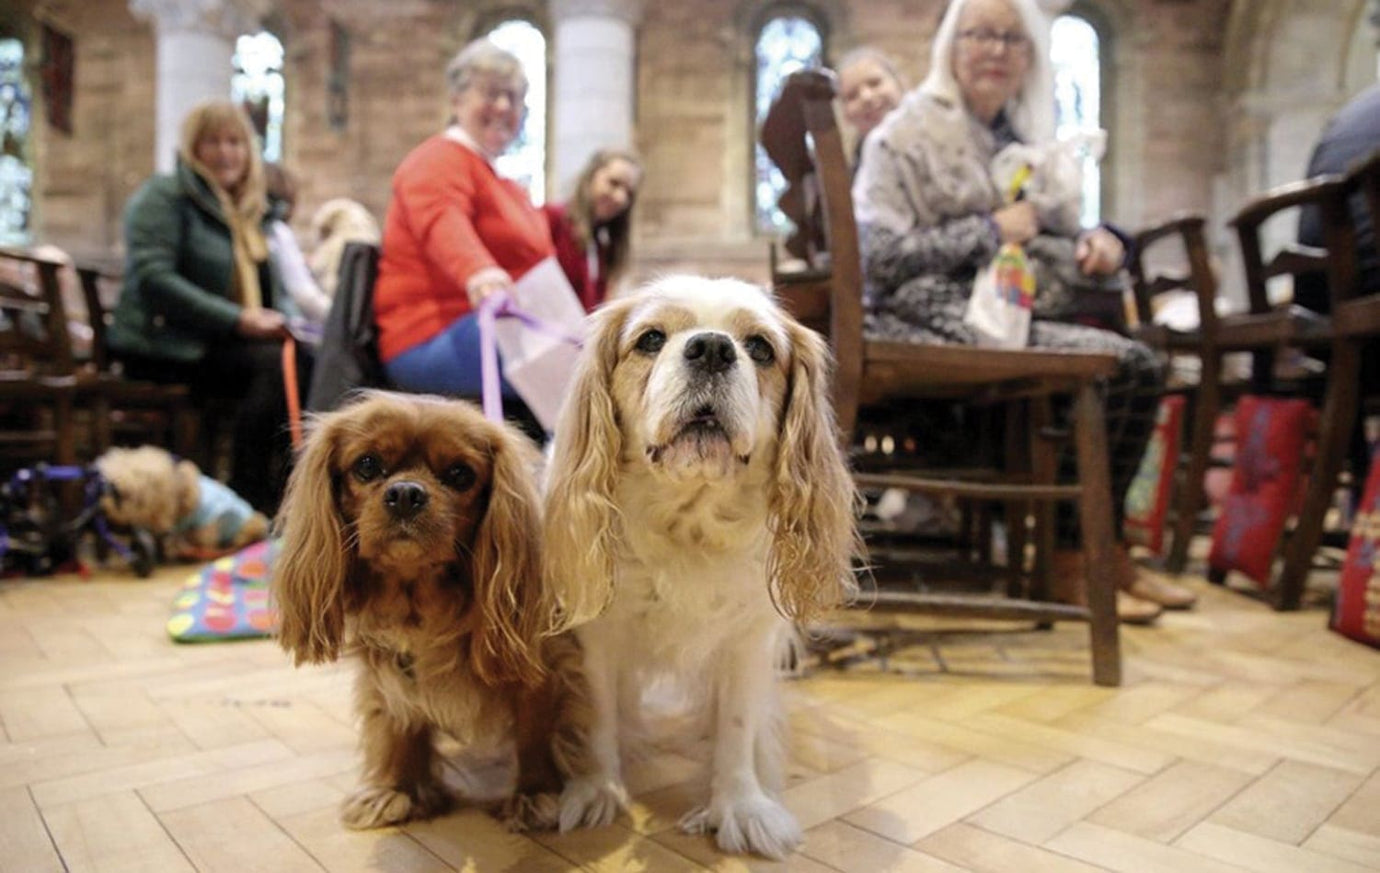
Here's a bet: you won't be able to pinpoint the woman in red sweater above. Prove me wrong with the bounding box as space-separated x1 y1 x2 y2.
542 149 643 311
374 39 553 400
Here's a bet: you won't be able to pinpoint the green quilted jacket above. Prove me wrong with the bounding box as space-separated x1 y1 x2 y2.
110 161 284 363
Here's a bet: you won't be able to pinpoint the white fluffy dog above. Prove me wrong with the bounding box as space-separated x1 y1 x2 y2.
542 276 860 859
307 198 380 299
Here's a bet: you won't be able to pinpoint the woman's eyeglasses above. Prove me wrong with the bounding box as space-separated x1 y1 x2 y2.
958 28 1029 52
469 82 525 107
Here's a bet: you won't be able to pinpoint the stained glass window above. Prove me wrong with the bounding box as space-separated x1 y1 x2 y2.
754 15 823 233
487 19 547 205
232 31 286 162
1051 15 1101 226
0 38 32 246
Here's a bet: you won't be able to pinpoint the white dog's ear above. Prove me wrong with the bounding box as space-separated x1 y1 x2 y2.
272 412 351 665
543 298 634 628
768 319 861 621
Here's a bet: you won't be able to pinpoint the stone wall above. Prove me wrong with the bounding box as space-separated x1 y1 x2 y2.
6 0 1371 287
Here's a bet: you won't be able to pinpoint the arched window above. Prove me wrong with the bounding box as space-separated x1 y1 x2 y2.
0 37 32 245
1050 14 1101 226
232 31 286 162
486 19 547 205
753 12 823 233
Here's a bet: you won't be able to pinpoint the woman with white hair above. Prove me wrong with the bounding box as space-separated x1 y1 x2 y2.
373 38 553 420
853 0 1194 620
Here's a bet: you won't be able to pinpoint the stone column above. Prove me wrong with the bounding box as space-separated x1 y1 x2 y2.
130 0 264 172
548 0 642 196
1373 0 1380 79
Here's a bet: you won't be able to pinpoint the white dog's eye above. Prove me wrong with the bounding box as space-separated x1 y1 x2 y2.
744 335 776 365
634 328 666 354
352 454 384 482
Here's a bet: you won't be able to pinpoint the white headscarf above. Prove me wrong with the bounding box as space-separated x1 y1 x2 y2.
919 0 1056 143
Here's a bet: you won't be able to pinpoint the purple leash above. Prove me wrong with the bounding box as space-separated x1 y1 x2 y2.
476 291 584 424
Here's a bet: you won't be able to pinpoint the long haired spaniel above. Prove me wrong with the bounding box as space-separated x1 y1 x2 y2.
272 392 592 830
543 276 860 858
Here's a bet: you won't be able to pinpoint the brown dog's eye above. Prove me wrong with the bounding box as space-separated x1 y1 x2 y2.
634 328 666 354
744 335 775 365
352 454 384 482
443 462 476 491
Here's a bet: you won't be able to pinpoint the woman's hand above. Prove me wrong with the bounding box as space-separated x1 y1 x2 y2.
235 307 289 340
1075 228 1125 276
466 274 513 308
992 201 1039 245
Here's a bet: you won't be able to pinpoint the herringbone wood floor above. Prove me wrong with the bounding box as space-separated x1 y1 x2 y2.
3 547 1378 872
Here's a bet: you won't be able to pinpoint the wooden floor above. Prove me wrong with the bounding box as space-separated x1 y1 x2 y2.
3 546 1379 873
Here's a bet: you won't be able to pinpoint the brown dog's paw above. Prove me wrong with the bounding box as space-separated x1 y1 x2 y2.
340 782 450 829
503 791 561 832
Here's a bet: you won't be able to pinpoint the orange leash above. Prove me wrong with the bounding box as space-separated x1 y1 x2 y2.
283 336 303 449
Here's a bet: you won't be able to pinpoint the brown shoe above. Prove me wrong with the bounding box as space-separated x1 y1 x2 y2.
1113 545 1197 609
1125 571 1198 609
1050 549 1162 625
1115 590 1163 625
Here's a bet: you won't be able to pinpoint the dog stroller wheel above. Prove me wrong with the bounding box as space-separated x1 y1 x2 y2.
130 529 157 578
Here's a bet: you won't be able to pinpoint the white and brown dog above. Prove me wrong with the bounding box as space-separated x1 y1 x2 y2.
543 276 860 859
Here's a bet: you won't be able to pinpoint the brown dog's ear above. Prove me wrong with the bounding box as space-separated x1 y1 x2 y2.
272 411 351 665
542 298 634 629
468 422 549 687
768 319 861 622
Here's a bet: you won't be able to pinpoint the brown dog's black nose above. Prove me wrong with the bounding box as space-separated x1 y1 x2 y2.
683 332 736 374
384 481 429 519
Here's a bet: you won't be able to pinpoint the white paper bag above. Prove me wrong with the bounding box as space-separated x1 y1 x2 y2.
963 243 1035 349
490 257 586 431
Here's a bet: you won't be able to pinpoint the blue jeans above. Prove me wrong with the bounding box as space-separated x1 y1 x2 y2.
383 312 518 399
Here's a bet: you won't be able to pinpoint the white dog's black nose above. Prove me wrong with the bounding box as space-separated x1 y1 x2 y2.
683 332 736 374
384 481 429 519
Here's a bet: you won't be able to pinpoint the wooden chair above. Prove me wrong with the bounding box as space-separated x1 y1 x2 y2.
73 264 196 457
1129 177 1348 596
1126 216 1222 574
1271 148 1380 609
0 249 80 472
762 69 1124 686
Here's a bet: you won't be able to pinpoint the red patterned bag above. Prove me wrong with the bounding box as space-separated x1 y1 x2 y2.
1123 395 1186 554
1207 396 1313 586
1330 445 1380 648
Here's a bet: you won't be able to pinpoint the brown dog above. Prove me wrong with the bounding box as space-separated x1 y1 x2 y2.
272 391 592 830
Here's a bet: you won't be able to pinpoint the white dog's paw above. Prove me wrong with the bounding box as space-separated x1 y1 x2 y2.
678 793 802 860
557 775 628 832
340 782 449 829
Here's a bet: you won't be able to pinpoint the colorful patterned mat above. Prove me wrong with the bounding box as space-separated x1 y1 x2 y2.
167 539 278 642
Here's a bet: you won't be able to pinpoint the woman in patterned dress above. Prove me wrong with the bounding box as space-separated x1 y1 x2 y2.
852 0 1195 618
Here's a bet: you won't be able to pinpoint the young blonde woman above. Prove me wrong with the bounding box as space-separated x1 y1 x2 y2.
542 148 643 311
836 47 905 168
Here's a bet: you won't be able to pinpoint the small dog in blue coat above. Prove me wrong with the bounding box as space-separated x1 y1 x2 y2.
96 446 269 558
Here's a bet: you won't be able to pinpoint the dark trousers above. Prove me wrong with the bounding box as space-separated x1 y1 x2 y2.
117 340 312 515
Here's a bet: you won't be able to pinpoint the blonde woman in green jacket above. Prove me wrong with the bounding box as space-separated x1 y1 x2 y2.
110 100 305 514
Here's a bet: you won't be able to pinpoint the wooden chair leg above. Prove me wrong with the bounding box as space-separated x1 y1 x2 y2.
1073 384 1121 687
1273 340 1360 610
172 404 199 460
91 396 113 455
1030 398 1058 605
1167 357 1222 573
